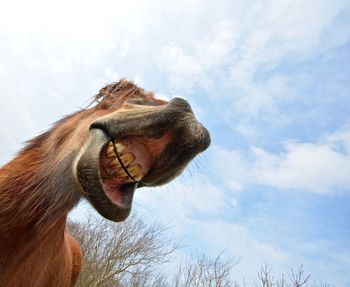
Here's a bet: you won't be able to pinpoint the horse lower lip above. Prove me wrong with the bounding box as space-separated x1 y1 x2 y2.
120 182 139 193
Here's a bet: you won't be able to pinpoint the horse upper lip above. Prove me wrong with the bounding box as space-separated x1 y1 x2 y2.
89 98 197 140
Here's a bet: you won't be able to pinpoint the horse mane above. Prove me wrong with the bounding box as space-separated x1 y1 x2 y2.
0 111 85 235
93 79 156 109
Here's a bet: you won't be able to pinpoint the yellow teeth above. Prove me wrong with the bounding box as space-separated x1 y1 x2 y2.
104 141 144 182
115 142 127 153
133 174 143 181
107 159 124 174
114 169 128 178
128 164 141 178
119 152 135 167
105 142 128 159
108 159 119 168
106 142 116 158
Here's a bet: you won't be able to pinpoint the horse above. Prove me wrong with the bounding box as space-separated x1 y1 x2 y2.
0 80 210 286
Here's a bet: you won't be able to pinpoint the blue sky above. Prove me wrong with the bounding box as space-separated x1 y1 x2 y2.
1 0 349 285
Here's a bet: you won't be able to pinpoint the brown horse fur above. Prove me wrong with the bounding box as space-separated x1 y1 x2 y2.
0 80 210 286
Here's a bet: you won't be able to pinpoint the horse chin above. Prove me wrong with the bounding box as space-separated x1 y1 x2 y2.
74 128 134 222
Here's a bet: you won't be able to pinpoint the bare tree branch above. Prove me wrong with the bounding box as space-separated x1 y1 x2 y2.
173 251 239 287
68 213 179 287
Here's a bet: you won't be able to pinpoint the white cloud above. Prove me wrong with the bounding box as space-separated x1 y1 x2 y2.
208 127 350 194
232 75 291 118
234 124 259 140
251 129 350 193
157 45 202 89
231 0 349 82
157 21 238 90
196 21 239 68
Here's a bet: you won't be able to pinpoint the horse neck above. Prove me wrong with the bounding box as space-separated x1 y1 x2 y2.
0 148 81 238
0 213 69 283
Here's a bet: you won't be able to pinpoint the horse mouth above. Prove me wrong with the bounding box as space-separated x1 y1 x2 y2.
98 135 161 208
75 129 174 222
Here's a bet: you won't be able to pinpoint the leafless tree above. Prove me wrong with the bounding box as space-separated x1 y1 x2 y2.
255 264 323 287
172 251 239 287
68 214 179 287
288 265 311 287
257 264 275 287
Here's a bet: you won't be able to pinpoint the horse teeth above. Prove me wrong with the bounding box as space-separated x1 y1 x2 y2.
128 164 141 178
106 148 116 158
119 152 135 167
134 174 143 181
105 142 116 158
108 159 120 168
115 142 127 153
117 166 127 176
114 170 128 178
